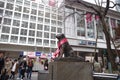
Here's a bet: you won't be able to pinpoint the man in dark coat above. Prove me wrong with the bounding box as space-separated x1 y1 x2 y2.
0 51 5 78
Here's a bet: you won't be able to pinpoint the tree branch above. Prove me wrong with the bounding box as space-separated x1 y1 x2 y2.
104 0 110 16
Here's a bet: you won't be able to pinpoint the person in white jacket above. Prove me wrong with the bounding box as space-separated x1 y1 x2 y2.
10 59 18 79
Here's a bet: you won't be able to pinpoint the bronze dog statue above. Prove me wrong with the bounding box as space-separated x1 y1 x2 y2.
54 34 84 61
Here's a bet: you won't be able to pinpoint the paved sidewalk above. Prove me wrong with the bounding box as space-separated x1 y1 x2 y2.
8 72 38 80
31 72 38 80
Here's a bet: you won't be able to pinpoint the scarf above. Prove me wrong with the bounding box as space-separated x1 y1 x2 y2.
53 38 68 58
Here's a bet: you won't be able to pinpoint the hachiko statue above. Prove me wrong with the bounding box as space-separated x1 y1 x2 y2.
53 34 84 61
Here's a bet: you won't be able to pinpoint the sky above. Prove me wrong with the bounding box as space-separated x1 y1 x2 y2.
83 0 115 4
34 0 116 10
83 0 116 10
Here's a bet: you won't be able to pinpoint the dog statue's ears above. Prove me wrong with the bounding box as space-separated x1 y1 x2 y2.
56 34 65 40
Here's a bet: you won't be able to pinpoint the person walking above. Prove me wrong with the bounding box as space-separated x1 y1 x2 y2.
4 57 12 78
20 58 27 80
17 57 22 79
44 59 48 70
27 59 34 79
9 59 18 79
0 51 5 79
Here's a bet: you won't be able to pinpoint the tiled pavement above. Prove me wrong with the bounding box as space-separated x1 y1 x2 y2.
8 72 38 80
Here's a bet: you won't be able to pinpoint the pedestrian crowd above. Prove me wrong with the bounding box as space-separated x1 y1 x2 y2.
0 51 34 80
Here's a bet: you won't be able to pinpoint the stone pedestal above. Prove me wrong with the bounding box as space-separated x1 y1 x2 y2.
49 62 93 80
38 70 49 80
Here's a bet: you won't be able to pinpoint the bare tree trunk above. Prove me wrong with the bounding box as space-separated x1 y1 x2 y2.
100 17 116 73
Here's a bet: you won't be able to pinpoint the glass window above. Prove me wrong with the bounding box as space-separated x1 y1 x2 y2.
57 28 62 33
6 3 13 10
43 40 49 45
44 25 49 31
51 33 56 39
95 15 104 39
45 12 50 18
15 5 22 12
38 17 43 23
24 0 30 7
51 20 56 25
37 31 42 37
52 14 56 19
31 9 37 15
30 16 36 21
36 39 42 45
28 38 34 44
20 37 26 43
111 18 116 39
52 8 56 13
2 26 10 33
29 30 35 36
45 19 50 24
114 20 120 39
10 36 18 43
5 10 13 18
13 20 20 27
32 2 37 8
58 21 62 26
45 7 50 12
16 0 23 5
38 11 44 16
7 0 15 3
51 40 56 45
51 26 56 32
1 35 9 42
14 12 21 19
30 23 35 29
0 1 4 8
0 9 3 15
77 30 81 37
44 32 49 38
0 17 2 24
11 28 19 34
22 14 29 20
21 21 28 28
3 18 11 25
96 24 104 39
23 7 30 13
58 15 62 20
20 29 27 35
76 10 85 37
39 4 44 9
65 7 75 37
37 24 43 30
86 13 95 38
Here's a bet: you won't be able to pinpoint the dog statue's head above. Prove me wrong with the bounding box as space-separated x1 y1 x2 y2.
56 34 66 41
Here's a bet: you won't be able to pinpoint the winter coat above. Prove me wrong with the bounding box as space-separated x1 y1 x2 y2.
5 60 12 75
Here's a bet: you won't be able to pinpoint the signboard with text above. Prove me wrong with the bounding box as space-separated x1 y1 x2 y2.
79 40 96 46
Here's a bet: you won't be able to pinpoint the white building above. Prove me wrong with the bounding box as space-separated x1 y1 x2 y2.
0 0 120 60
0 0 63 57
63 0 120 61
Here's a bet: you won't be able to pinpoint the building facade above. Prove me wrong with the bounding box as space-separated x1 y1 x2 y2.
63 0 120 61
0 0 63 56
0 0 120 60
